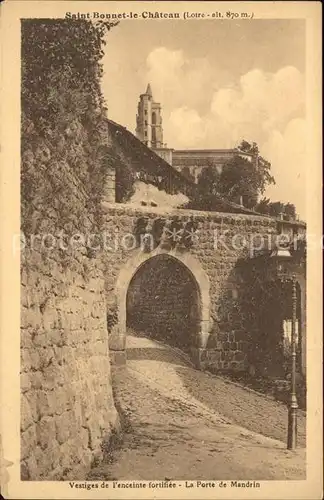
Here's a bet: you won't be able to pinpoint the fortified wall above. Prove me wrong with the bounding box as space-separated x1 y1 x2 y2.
102 203 278 371
21 121 119 481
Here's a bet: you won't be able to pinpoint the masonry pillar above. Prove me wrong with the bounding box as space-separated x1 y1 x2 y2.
109 323 127 365
103 164 116 203
190 318 210 369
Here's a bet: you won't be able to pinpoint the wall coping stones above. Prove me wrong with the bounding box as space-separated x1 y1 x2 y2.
101 201 277 226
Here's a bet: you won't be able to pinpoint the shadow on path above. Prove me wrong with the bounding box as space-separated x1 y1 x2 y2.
126 335 306 447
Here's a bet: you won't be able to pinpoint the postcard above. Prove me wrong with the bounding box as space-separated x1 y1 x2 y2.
0 1 322 499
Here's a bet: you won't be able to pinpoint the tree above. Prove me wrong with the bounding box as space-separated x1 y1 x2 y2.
196 165 221 195
217 155 259 208
181 166 196 184
255 198 297 220
237 140 274 187
194 140 277 209
195 140 275 209
192 140 298 217
235 140 276 198
284 202 297 220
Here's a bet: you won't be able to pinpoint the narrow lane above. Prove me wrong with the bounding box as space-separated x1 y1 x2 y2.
89 335 306 481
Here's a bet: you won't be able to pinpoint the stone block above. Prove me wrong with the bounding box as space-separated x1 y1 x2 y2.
110 350 127 365
21 286 30 308
234 351 246 361
228 331 235 342
21 461 30 480
207 350 221 362
59 439 82 470
236 360 246 371
222 350 234 361
32 332 47 348
109 330 126 351
21 393 34 431
29 349 41 370
218 332 228 342
79 390 96 422
55 411 77 445
190 348 207 369
86 417 102 451
21 373 31 393
235 330 246 341
206 335 217 348
22 305 42 329
21 349 31 372
37 416 56 450
25 453 39 480
39 347 55 368
21 424 37 460
238 340 249 352
223 341 230 351
37 390 52 417
43 439 62 471
30 371 43 390
42 361 64 390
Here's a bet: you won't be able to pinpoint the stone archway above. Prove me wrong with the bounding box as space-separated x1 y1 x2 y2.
110 249 211 363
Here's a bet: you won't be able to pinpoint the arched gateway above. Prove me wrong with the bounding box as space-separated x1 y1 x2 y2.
109 248 211 364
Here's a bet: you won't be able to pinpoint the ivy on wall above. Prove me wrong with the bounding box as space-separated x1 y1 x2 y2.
21 19 118 234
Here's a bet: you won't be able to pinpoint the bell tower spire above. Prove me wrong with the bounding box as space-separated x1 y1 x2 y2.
136 84 164 149
146 83 153 97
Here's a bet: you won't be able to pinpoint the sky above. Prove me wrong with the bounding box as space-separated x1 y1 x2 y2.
101 19 306 218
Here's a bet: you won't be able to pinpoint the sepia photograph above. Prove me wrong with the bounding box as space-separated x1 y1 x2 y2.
0 1 322 499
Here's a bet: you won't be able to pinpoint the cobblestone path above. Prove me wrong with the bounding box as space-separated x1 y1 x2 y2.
89 334 306 481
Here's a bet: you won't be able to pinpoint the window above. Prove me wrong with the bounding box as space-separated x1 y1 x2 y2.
144 131 147 137
145 120 147 125
152 112 157 124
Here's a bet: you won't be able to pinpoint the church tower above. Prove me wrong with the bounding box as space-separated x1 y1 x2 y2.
136 84 164 149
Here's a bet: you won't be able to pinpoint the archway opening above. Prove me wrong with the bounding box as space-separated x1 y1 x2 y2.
126 255 201 352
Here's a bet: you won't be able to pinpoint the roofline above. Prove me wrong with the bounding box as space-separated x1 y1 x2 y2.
105 119 306 225
173 149 254 156
277 218 306 227
106 119 196 188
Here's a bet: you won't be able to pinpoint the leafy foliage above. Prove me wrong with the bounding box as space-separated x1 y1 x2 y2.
21 19 118 233
219 141 275 208
255 198 297 220
115 163 136 203
181 166 196 184
21 19 117 130
217 156 259 208
194 140 276 210
237 140 275 192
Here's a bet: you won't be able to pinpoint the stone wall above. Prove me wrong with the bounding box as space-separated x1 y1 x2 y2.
102 203 278 372
21 128 119 480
